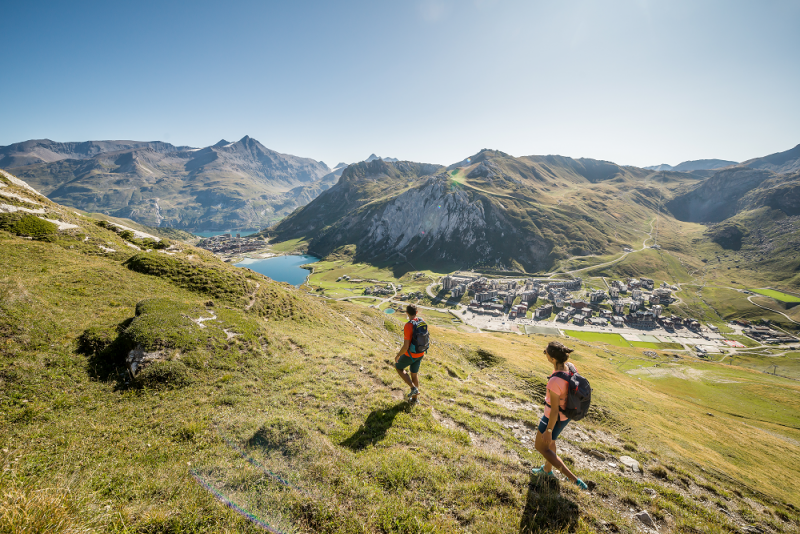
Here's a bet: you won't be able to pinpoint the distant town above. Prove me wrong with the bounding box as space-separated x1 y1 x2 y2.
440 273 797 353
196 233 268 259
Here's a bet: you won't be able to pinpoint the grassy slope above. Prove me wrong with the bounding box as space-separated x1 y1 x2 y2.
2 176 800 533
749 288 800 303
81 211 200 243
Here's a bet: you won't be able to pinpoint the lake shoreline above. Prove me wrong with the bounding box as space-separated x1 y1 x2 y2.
234 254 321 287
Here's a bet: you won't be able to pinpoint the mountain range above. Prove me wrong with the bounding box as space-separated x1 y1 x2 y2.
4 134 800 281
270 143 800 280
3 169 797 532
269 151 699 272
644 159 737 173
0 136 333 231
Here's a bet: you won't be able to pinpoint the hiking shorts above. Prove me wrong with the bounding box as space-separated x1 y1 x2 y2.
396 354 423 374
537 414 571 440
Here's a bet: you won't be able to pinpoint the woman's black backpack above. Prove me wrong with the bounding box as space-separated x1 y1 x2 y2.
552 368 592 421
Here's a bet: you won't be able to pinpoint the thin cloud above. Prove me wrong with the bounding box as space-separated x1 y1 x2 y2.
418 0 450 22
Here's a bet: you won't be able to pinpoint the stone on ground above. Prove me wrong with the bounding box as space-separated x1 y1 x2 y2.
619 455 641 473
635 510 656 528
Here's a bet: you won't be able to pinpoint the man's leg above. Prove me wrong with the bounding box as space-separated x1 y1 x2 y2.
409 372 419 398
396 368 414 388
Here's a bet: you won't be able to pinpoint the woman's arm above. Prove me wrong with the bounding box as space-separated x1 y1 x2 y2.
546 391 560 433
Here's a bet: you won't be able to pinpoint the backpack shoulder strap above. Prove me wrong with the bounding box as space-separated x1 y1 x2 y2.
550 371 572 382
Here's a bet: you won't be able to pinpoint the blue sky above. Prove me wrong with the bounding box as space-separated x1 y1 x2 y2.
1 0 798 168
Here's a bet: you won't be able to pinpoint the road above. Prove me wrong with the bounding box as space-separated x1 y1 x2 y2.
558 218 655 276
747 295 800 325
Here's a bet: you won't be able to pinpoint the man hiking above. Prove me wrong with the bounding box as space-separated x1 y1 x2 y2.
394 304 429 402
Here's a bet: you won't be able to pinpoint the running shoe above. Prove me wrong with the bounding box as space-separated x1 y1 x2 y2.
531 465 555 477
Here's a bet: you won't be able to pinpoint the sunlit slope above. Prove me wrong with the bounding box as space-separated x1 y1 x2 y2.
1 172 799 533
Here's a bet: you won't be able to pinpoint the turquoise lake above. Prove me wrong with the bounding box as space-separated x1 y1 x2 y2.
235 255 320 286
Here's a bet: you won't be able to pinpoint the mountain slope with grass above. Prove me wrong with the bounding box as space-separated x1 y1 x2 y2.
2 171 799 533
269 150 703 273
1 136 331 231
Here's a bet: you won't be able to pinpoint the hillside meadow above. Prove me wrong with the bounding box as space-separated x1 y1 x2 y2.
1 229 799 533
1 172 799 533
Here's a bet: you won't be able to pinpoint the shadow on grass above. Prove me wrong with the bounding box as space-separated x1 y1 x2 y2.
340 401 409 451
519 474 579 533
83 318 135 391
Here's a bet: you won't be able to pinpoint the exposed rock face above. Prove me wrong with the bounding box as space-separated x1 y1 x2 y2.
635 510 656 528
306 174 554 271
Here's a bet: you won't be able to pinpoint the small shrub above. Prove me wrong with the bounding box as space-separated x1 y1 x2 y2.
77 326 117 355
624 443 637 452
383 321 398 333
136 360 191 389
0 214 57 237
465 347 505 368
650 465 670 480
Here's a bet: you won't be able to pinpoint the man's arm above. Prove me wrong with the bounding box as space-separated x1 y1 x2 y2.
396 340 411 362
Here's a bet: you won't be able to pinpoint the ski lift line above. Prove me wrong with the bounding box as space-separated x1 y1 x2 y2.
190 470 290 534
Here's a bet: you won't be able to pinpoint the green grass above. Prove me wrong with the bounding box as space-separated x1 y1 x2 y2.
750 288 800 303
564 331 685 351
727 352 800 380
630 341 684 350
0 213 58 237
563 330 632 348
267 237 309 253
3 176 800 533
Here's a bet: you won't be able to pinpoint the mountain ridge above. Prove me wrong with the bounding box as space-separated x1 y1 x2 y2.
269 150 698 272
2 136 331 231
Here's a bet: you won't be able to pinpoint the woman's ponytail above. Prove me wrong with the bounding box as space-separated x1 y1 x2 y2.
546 341 574 363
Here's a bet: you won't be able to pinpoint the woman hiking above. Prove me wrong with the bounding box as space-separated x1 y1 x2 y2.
532 340 589 490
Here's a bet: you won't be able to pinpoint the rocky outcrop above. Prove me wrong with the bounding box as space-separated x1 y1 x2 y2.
126 344 171 378
305 174 554 271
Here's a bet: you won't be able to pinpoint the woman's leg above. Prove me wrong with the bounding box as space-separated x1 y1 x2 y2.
535 431 578 483
543 440 556 473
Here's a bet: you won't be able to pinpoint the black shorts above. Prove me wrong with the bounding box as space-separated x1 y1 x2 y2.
537 414 571 440
395 354 423 373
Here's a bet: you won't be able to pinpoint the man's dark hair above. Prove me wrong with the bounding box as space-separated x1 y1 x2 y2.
406 304 418 317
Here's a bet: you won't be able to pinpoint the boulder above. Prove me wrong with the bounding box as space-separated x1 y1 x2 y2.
619 455 641 473
635 510 656 528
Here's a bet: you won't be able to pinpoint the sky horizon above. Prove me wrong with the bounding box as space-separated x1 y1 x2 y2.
2 0 799 169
